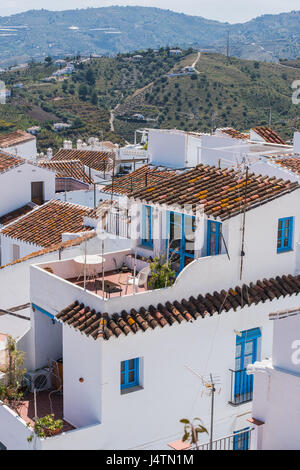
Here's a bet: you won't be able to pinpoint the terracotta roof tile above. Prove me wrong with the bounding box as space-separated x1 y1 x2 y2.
38 160 93 184
0 130 35 148
0 151 24 174
129 164 299 220
0 203 35 226
52 149 114 172
56 274 300 340
273 157 300 176
252 127 286 145
102 164 177 195
0 200 94 247
218 128 249 140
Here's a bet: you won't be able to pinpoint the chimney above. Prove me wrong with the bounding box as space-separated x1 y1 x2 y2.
77 139 83 150
64 140 72 150
47 148 53 160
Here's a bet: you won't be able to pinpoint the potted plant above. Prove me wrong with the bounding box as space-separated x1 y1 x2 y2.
180 418 208 450
27 414 63 441
148 257 176 290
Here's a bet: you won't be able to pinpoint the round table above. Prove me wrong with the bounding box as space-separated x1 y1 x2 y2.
74 255 106 292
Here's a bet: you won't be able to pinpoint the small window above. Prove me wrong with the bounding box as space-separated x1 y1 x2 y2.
277 217 293 253
207 220 222 256
121 358 139 390
142 205 153 247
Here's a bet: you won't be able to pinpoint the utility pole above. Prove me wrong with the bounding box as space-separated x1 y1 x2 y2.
209 373 216 450
226 31 230 63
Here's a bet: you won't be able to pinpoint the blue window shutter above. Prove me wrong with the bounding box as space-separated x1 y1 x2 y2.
142 205 153 247
121 358 139 390
277 217 293 253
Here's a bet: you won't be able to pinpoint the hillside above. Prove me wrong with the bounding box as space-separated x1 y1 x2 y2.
0 50 299 150
0 7 300 67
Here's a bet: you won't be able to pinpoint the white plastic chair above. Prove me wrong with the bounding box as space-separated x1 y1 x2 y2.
125 266 150 294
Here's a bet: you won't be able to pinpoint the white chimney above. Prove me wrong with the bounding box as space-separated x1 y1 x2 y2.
77 139 83 150
47 148 53 160
294 132 300 153
64 140 72 150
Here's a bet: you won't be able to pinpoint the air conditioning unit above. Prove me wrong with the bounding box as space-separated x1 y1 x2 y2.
24 369 51 392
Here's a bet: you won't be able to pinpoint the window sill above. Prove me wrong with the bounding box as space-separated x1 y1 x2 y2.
277 249 293 254
121 385 144 396
139 244 154 251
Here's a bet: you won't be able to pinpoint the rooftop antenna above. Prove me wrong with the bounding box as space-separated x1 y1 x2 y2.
185 366 221 450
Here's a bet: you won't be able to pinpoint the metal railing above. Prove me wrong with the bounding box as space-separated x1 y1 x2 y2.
106 210 131 238
229 368 253 405
192 428 253 451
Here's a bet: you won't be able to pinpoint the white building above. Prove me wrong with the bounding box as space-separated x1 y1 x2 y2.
248 307 300 450
0 151 55 224
0 130 37 160
0 200 96 266
0 164 299 450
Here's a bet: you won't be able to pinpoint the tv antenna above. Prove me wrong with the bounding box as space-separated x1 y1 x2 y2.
185 365 221 450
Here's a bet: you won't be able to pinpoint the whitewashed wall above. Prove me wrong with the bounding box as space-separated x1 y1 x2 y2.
148 129 187 168
2 138 37 160
0 163 55 217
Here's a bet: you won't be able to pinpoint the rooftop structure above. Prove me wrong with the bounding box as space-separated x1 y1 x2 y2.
130 164 299 220
250 127 286 145
0 130 35 149
101 164 177 195
0 200 94 248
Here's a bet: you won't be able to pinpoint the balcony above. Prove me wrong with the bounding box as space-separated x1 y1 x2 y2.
191 428 253 450
228 369 253 405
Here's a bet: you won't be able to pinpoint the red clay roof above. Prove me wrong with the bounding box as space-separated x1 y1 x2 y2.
129 164 299 220
38 160 94 184
273 157 300 176
102 164 177 195
52 148 114 172
0 200 94 247
0 204 35 226
251 127 286 145
0 151 24 174
56 274 300 340
0 130 35 148
218 128 249 140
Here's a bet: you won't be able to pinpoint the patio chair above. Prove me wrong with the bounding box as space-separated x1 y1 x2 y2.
125 266 151 294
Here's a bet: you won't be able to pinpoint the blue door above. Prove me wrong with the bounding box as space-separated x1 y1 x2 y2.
167 212 195 272
233 428 250 450
207 221 222 256
234 328 261 403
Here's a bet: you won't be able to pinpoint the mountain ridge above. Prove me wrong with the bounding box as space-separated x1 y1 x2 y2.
0 6 299 66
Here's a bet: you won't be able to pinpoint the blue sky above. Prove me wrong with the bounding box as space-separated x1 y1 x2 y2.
0 0 299 23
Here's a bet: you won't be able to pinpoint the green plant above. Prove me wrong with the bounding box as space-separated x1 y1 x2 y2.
148 257 176 290
27 414 63 441
0 336 26 412
180 418 208 450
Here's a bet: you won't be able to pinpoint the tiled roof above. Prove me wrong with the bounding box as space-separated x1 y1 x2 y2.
38 160 94 184
129 164 299 220
0 151 24 174
251 127 286 145
0 203 35 226
0 130 35 148
52 149 114 172
56 274 300 341
0 200 94 247
0 232 96 270
102 165 177 195
218 128 249 140
273 157 300 176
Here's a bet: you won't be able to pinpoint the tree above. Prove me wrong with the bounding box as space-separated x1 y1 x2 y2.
86 68 95 86
45 56 53 66
78 84 88 101
91 92 98 105
180 418 208 450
